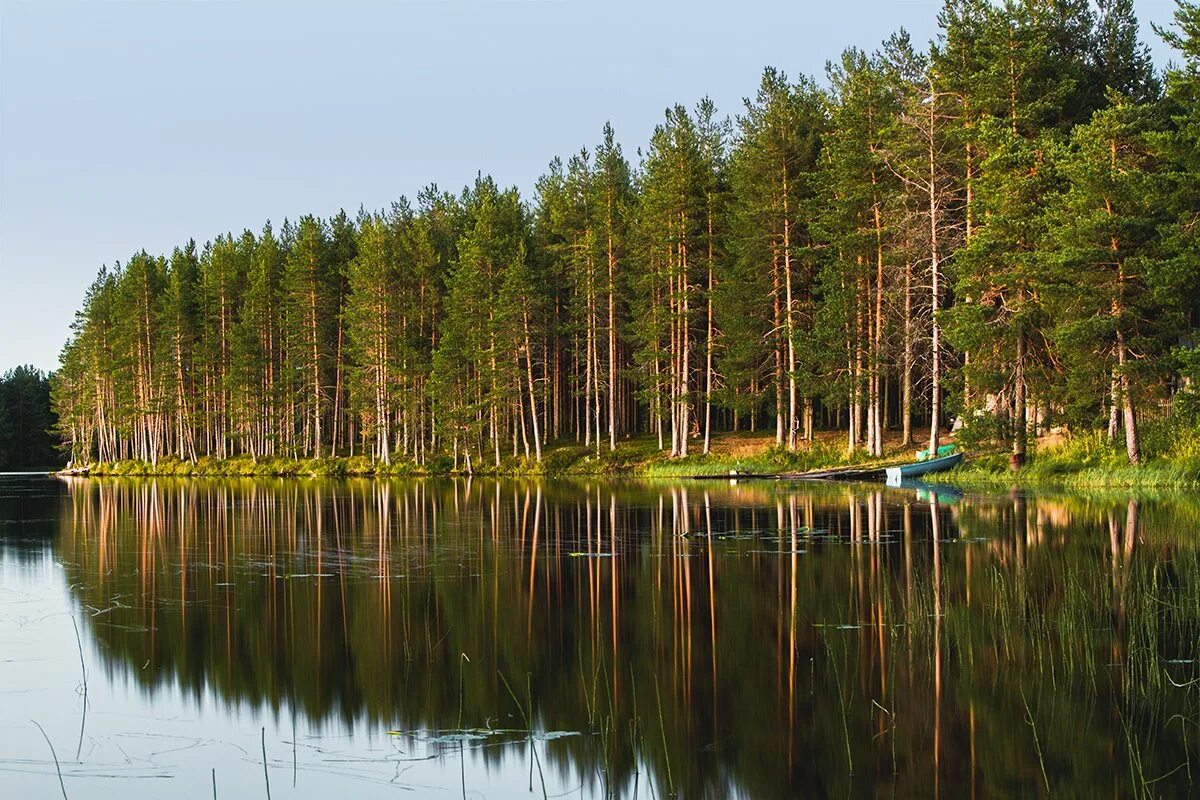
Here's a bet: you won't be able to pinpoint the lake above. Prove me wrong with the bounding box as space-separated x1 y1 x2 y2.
1 473 1197 798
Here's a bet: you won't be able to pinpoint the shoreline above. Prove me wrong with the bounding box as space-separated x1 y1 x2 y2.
54 435 1200 489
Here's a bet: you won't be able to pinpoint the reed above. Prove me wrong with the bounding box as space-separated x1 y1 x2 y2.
31 719 67 800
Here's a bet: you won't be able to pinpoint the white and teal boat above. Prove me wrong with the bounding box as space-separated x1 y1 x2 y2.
885 445 963 486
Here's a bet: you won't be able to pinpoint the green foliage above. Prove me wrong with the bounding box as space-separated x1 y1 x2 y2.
0 366 60 469
722 70 825 435
49 0 1200 475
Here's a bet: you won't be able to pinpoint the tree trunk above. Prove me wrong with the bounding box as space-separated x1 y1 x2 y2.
523 306 542 462
902 254 913 446
782 172 797 450
927 100 942 458
1012 331 1026 466
1116 331 1140 464
607 215 618 452
309 280 322 459
703 195 715 456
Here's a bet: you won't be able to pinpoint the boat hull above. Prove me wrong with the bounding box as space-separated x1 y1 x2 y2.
885 452 963 485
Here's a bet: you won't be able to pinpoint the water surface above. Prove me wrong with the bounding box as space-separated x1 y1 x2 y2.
1 474 1198 798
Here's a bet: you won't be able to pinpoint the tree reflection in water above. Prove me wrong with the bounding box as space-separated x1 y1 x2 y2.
56 477 1200 798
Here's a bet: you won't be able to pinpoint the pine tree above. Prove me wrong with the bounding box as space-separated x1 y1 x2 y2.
725 70 825 450
594 123 636 451
635 105 711 456
198 235 245 458
945 0 1094 464
819 47 903 455
879 31 963 456
693 99 730 453
346 212 397 463
432 178 527 468
327 210 358 454
1157 1 1200 328
284 216 332 457
1045 95 1177 463
1093 0 1161 103
164 241 200 460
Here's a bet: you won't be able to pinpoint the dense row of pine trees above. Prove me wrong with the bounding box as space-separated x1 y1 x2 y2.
0 367 59 470
53 0 1200 469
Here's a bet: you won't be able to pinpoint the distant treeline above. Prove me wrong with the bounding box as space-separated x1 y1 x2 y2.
53 0 1200 470
0 366 60 470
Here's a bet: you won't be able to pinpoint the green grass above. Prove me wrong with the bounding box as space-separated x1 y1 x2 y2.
637 441 846 477
78 434 860 479
934 425 1200 489
74 421 1200 487
86 454 426 478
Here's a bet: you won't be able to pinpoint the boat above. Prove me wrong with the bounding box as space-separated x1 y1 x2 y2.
885 449 963 486
687 444 965 485
56 465 91 477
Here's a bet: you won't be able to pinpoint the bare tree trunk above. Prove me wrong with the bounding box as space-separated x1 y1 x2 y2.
927 101 942 458
592 290 602 456
1117 331 1139 464
773 249 785 447
782 174 797 450
333 316 345 456
1012 331 1026 466
669 261 679 457
607 220 618 452
703 201 715 456
679 232 691 458
1107 372 1121 442
584 269 594 449
309 282 322 459
872 199 885 457
902 254 913 446
854 299 865 449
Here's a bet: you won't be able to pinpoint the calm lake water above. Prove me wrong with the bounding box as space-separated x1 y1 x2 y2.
1 473 1198 798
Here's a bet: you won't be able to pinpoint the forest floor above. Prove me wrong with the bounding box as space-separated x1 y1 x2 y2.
75 428 1200 487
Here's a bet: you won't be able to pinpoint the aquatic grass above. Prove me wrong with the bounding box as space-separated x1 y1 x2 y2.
69 614 88 760
261 727 271 800
820 635 854 776
31 719 67 800
498 670 548 800
653 673 675 797
871 699 898 775
1020 689 1051 795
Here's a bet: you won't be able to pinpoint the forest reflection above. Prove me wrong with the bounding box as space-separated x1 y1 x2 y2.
57 477 1200 798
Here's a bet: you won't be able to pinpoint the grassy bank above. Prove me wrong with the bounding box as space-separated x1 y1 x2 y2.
77 433 868 479
934 428 1200 489
70 426 1200 488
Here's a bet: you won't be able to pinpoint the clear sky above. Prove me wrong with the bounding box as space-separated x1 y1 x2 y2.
0 0 1182 373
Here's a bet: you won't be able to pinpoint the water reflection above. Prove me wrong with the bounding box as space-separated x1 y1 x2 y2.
51 477 1200 797
0 475 61 568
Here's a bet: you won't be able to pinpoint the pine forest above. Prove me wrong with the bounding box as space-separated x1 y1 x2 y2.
52 0 1200 472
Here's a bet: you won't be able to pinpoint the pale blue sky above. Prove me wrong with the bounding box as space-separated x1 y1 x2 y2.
0 0 1181 372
